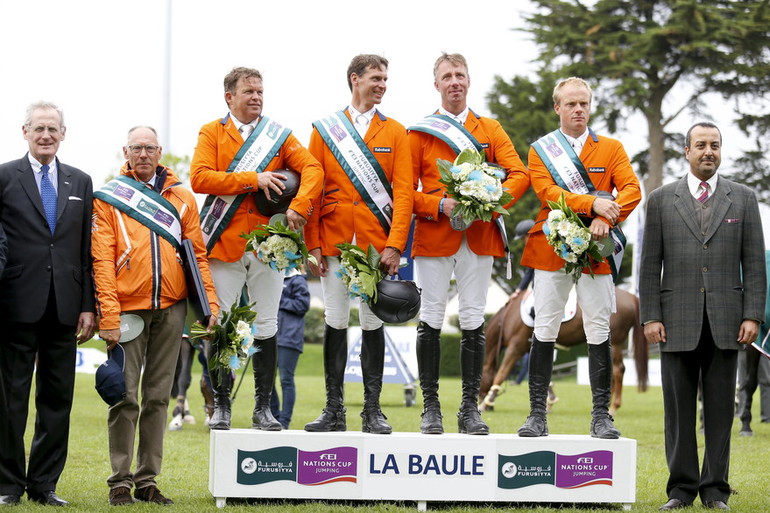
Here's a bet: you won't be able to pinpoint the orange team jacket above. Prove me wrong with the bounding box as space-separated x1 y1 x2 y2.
190 114 323 263
521 131 641 274
409 110 530 258
305 110 413 256
92 165 219 331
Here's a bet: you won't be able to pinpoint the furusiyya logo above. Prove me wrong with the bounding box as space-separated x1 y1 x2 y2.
498 450 612 489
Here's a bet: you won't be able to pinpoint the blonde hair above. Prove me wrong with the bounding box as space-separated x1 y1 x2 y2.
552 77 592 105
433 52 468 80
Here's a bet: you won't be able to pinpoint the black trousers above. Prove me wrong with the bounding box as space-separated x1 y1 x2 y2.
0 290 76 495
661 316 737 505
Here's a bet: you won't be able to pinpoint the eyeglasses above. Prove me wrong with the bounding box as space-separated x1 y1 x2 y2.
127 145 160 155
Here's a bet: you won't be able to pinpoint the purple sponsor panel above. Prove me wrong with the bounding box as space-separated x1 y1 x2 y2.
297 446 358 485
211 198 226 218
546 143 563 157
153 209 175 227
330 124 347 142
430 121 450 130
114 184 135 201
555 450 613 488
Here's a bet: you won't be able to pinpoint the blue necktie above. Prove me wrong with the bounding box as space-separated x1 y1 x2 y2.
40 164 57 234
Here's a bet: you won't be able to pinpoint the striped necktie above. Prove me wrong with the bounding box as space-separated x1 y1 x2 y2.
697 181 710 203
40 164 57 234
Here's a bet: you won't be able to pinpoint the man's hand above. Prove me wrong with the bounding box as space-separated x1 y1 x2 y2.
286 209 306 231
643 321 666 345
205 314 218 332
591 197 621 225
256 170 287 201
76 312 97 344
738 319 760 344
441 198 458 218
589 217 611 240
380 247 401 276
308 248 327 277
100 328 121 351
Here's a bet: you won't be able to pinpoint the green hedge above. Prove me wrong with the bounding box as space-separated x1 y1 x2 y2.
438 332 461 377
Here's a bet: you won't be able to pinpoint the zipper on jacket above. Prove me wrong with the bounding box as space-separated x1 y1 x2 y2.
150 232 161 309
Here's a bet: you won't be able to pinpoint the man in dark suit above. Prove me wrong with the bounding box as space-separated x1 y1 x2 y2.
640 122 766 511
0 102 96 507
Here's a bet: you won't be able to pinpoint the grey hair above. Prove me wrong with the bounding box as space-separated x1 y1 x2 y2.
126 125 159 144
24 101 65 128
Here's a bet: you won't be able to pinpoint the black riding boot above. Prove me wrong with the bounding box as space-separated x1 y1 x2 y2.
209 368 232 430
588 339 621 439
360 327 392 434
417 321 443 434
252 336 282 431
457 325 489 435
305 325 348 432
518 338 554 437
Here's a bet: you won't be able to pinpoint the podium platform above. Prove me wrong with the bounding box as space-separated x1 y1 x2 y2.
209 430 636 510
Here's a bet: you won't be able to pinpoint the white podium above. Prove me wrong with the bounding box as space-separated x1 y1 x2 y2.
209 430 636 510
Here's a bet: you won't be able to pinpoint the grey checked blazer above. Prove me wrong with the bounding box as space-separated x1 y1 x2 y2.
639 174 766 351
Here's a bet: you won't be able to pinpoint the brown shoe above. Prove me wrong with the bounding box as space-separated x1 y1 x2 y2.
109 486 134 506
134 485 173 505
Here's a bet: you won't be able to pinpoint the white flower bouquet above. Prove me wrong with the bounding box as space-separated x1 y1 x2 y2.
543 193 604 282
189 302 257 371
335 242 384 304
437 148 512 229
242 219 316 274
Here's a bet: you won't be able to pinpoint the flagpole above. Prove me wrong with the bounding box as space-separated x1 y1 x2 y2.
161 0 172 152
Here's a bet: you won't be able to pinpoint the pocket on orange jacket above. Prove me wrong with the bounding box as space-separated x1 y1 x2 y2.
320 201 338 218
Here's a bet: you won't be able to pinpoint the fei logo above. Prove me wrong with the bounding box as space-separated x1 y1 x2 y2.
236 446 357 486
556 451 613 488
298 447 357 485
498 450 613 489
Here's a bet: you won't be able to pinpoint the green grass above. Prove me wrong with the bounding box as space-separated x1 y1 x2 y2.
15 342 770 511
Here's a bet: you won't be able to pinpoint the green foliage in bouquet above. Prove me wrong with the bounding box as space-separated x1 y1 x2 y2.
437 148 513 223
335 242 384 304
189 302 257 371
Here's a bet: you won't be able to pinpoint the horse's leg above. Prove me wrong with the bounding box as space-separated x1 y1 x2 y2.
609 335 626 416
481 337 529 411
480 304 508 401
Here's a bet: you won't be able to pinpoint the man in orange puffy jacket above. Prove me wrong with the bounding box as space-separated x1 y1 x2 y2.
408 53 529 435
92 126 218 506
303 54 413 435
190 67 322 431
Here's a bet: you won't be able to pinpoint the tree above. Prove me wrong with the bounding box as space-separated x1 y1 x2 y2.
160 153 191 182
520 0 770 194
103 152 191 185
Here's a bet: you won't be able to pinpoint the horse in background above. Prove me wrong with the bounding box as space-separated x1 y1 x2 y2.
480 287 648 413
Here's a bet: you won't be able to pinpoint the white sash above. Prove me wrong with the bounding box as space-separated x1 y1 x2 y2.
95 175 182 249
199 116 291 253
408 114 483 154
312 111 393 232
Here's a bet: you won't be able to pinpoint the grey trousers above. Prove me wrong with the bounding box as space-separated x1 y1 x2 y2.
737 346 770 425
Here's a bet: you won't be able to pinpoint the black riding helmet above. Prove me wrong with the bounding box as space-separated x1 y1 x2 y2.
255 168 301 216
370 279 421 324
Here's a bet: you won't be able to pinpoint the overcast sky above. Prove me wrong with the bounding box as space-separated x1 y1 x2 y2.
0 0 539 186
3 0 767 248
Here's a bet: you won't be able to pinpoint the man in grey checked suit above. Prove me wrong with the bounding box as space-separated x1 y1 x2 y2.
640 122 766 511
